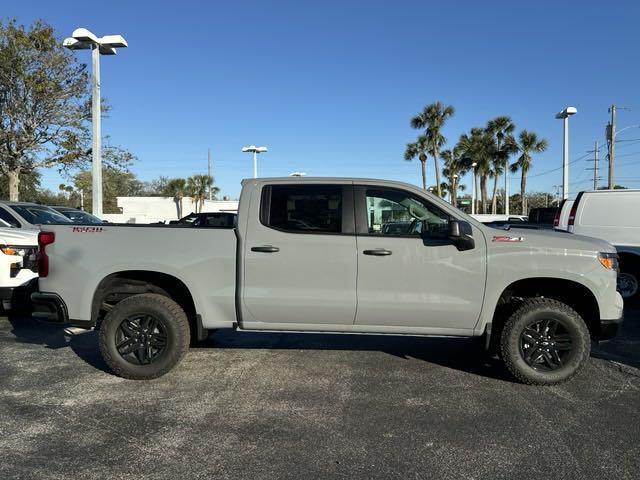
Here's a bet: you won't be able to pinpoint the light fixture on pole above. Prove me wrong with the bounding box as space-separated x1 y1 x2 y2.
241 145 268 178
555 106 577 200
63 28 128 218
471 162 478 215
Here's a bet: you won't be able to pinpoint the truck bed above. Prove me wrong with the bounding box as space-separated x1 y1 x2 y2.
37 224 238 328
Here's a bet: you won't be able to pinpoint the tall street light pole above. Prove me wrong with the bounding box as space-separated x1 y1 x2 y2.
555 106 577 200
471 162 477 215
241 145 268 178
63 28 127 218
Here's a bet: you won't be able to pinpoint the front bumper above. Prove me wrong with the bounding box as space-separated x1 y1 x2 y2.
0 278 37 309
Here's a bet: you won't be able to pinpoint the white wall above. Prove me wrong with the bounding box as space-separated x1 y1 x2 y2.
103 197 239 224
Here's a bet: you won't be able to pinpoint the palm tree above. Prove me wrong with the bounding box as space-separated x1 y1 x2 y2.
165 178 187 218
404 135 430 189
457 128 493 213
410 102 455 197
486 116 516 214
187 175 216 213
441 146 469 207
510 130 548 215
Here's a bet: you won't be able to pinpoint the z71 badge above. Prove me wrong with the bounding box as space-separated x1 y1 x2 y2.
492 235 524 242
72 226 104 233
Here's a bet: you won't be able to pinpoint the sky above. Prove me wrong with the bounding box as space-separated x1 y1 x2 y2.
6 0 640 199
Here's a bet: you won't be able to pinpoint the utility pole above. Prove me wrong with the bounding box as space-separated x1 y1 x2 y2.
593 141 599 190
587 141 599 190
208 148 212 200
608 105 616 189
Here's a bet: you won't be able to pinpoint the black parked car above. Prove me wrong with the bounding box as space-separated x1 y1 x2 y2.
51 207 104 224
169 212 237 227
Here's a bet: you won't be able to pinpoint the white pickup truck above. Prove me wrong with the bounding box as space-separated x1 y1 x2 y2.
31 177 624 385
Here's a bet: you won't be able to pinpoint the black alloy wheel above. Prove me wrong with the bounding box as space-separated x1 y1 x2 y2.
116 314 168 365
519 318 574 371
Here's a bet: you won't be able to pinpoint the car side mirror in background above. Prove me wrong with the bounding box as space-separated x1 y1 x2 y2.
449 220 475 251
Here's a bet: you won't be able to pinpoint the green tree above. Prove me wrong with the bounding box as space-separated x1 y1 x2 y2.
163 178 187 218
441 146 469 208
486 116 516 214
403 135 429 190
510 130 548 214
186 174 218 213
409 102 454 196
0 20 133 203
0 19 90 200
457 128 493 213
73 168 145 214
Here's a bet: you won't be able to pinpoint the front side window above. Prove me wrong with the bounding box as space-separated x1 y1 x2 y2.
265 185 342 233
364 188 449 238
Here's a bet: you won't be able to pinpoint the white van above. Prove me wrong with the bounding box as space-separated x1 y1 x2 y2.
568 189 640 301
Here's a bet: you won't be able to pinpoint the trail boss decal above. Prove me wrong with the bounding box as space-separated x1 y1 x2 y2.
492 235 524 242
72 226 104 233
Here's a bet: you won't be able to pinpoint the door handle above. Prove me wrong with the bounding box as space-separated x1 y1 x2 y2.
251 246 280 253
363 249 392 256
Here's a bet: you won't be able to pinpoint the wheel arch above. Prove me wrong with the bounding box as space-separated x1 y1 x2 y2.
489 277 601 341
91 270 205 341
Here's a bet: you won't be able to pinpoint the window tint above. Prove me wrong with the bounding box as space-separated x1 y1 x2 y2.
365 188 449 238
0 207 20 227
266 185 342 233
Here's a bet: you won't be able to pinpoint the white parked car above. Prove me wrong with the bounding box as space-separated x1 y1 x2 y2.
0 202 72 311
566 189 640 301
0 222 38 310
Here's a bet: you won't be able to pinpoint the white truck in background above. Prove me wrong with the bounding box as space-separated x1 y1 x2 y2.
0 225 38 310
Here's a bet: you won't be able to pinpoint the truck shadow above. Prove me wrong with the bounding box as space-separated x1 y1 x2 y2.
7 310 639 380
7 315 110 374
205 328 515 382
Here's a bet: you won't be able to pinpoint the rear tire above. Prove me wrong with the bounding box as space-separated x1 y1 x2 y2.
99 293 190 380
500 298 590 385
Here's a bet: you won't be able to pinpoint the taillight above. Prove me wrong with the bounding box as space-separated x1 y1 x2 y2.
37 231 55 277
567 193 583 232
553 202 562 227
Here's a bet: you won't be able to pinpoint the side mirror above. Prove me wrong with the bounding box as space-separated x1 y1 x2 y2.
449 220 475 251
449 220 462 238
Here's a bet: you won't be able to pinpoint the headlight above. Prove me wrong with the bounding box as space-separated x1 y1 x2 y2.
598 252 619 272
0 245 21 256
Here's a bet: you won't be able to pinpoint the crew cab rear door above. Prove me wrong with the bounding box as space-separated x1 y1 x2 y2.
353 185 486 333
241 182 357 328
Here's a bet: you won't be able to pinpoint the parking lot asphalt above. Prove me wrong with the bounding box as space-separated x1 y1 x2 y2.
1 308 638 480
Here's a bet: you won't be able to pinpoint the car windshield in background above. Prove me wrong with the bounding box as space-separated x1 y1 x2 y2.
10 205 72 225
55 208 102 224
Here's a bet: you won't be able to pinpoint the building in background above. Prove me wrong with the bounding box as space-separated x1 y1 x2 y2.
102 197 238 224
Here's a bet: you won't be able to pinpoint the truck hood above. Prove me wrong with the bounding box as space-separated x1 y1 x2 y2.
0 227 39 246
488 227 616 254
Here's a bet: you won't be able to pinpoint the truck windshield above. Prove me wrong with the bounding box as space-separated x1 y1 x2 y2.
10 205 73 225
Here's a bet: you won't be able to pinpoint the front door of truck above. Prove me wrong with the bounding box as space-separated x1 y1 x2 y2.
242 183 357 328
354 186 486 332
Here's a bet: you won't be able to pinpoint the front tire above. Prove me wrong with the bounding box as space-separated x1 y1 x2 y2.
500 298 590 385
99 293 190 380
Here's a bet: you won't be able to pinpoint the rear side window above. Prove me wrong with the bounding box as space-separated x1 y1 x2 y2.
263 185 342 233
0 207 20 227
